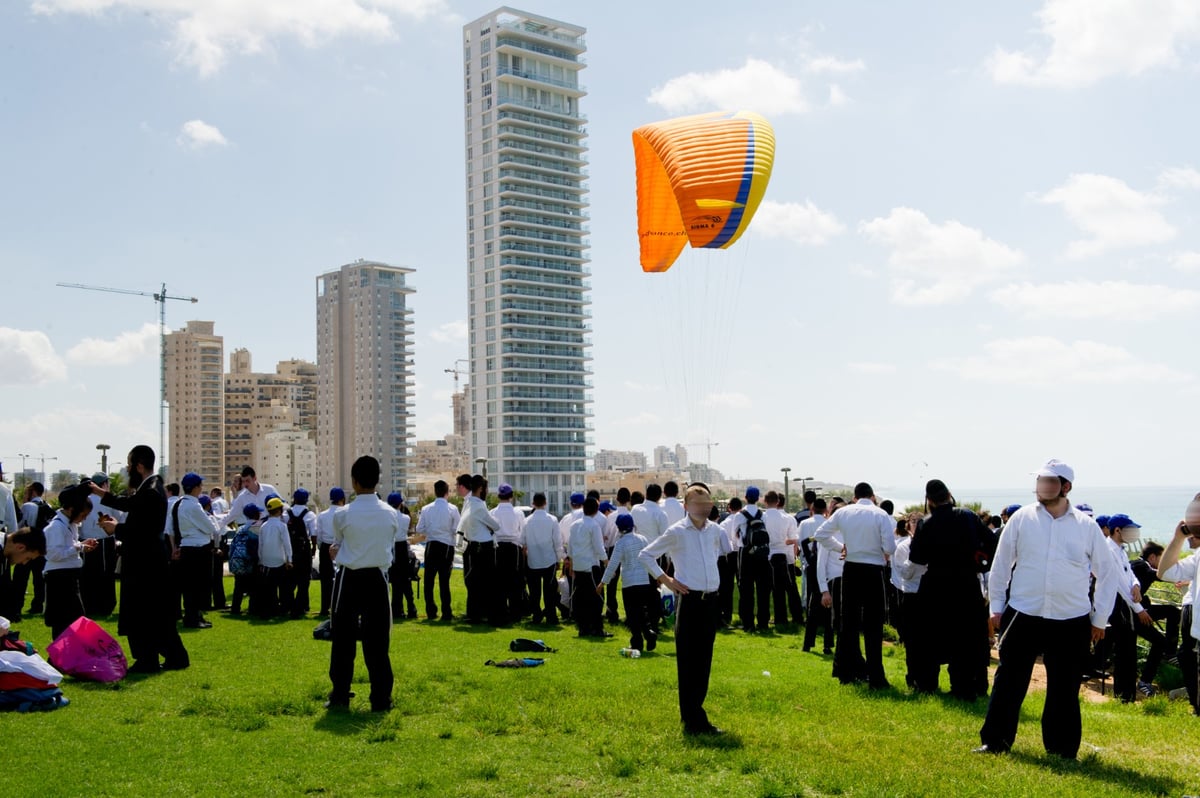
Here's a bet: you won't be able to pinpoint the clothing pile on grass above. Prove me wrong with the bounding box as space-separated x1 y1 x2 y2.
485 638 556 668
0 616 67 712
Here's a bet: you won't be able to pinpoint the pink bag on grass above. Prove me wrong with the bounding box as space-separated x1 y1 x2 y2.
46 617 128 682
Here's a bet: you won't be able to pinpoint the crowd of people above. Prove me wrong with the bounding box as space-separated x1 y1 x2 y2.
1 451 1197 751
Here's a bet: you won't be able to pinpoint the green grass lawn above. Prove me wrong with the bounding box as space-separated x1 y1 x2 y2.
4 573 1196 797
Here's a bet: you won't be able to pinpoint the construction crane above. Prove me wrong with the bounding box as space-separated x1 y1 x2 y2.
685 439 720 466
58 282 199 473
443 358 469 393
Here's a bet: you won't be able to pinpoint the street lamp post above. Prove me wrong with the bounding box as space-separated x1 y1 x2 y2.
781 467 791 509
799 476 815 500
474 457 488 480
97 443 111 474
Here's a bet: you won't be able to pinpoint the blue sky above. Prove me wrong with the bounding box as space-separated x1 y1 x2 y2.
2 0 1199 491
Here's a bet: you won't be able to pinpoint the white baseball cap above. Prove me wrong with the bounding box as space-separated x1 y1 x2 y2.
1034 459 1074 483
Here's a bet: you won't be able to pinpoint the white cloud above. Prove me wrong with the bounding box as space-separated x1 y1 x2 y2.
804 55 866 74
647 58 807 115
66 323 160 365
429 319 467 343
31 0 453 76
622 380 661 393
177 119 228 149
847 362 897 375
986 0 1200 88
1158 166 1200 190
937 336 1193 385
0 328 67 385
991 280 1200 318
1169 251 1200 273
859 207 1025 305
827 84 849 106
1038 173 1176 258
703 391 751 409
753 199 845 246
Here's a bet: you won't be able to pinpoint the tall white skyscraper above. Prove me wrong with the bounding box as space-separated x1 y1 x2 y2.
463 8 591 513
316 260 416 494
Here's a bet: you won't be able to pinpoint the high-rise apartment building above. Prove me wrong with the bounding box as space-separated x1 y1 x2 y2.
164 320 224 482
316 260 415 494
463 7 591 513
593 449 647 473
223 349 318 489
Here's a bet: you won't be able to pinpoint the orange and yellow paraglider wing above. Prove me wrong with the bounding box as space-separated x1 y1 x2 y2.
633 127 688 273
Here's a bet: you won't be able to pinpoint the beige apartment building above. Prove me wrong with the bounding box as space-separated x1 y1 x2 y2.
164 320 224 483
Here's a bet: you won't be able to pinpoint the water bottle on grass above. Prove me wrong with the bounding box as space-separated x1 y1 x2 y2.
619 648 641 658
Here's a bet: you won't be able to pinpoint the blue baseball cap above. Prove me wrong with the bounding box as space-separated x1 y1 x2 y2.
181 472 204 492
745 486 760 503
386 492 404 508
1002 504 1022 517
198 494 212 508
598 500 615 513
615 514 635 532
293 489 310 505
1108 513 1140 530
498 483 514 499
1074 503 1094 517
243 503 262 520
329 487 346 503
570 492 585 506
1095 515 1111 528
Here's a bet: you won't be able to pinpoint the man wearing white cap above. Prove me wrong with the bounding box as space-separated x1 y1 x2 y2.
977 460 1119 758
1156 495 1200 714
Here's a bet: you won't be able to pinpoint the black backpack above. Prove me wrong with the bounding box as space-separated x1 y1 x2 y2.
742 509 770 561
288 508 314 561
32 498 56 533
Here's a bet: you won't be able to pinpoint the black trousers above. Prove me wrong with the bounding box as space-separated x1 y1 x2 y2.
572 569 601 635
1181 605 1198 713
908 588 990 699
231 572 256 613
1134 610 1169 684
786 561 804 624
318 542 335 615
803 573 835 652
44 568 85 641
389 541 415 619
1147 602 1180 655
717 552 736 624
527 564 558 622
980 610 1091 757
329 567 392 709
80 536 118 617
769 554 791 626
676 590 720 731
837 562 888 685
464 541 498 624
738 553 771 630
424 540 454 619
1109 598 1138 701
622 583 658 650
210 546 227 609
496 541 523 622
828 576 843 677
180 544 213 624
257 565 289 618
11 555 46 614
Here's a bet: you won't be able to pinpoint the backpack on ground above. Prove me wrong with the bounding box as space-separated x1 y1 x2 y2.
287 509 313 562
742 509 770 561
509 638 556 653
228 527 259 577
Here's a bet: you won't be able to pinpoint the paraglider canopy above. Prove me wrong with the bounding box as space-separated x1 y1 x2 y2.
632 110 775 273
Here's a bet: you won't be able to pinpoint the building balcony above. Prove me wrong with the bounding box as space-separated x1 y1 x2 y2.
499 211 587 233
500 284 586 303
501 312 589 331
499 241 589 261
495 95 586 122
496 109 585 136
498 123 585 150
495 19 586 51
502 328 588 346
500 264 589 284
498 182 587 207
498 197 587 219
501 343 591 360
496 66 585 95
495 36 586 65
497 153 587 177
500 299 591 318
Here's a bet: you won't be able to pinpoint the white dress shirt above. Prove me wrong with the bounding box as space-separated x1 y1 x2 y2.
630 502 668 542
21 500 39 529
567 514 606 571
316 506 338 545
491 502 525 545
416 498 460 547
603 507 630 548
798 515 823 563
394 511 411 544
817 532 845 593
80 494 124 540
258 516 292 568
289 505 319 543
599 532 652 587
891 535 926 593
662 496 685 527
815 499 896 566
764 507 796 558
988 503 1118 627
458 495 499 543
523 508 563 570
1159 554 1199 638
729 504 762 548
0 483 20 534
217 483 278 528
640 516 732 593
210 497 229 516
333 494 398 571
719 512 740 551
558 507 583 542
43 511 84 573
175 495 218 547
1107 537 1144 614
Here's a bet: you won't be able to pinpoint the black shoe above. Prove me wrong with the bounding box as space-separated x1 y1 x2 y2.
823 648 835 655
973 744 1007 755
684 724 724 737
129 661 162 674
371 702 394 713
646 635 657 652
324 699 350 710
407 610 418 620
869 680 892 691
161 659 190 671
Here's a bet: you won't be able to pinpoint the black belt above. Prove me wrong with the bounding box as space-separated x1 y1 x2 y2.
467 540 494 548
682 589 720 599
